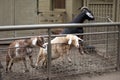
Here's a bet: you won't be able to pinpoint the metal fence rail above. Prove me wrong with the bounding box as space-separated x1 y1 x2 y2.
0 22 120 80
0 22 120 31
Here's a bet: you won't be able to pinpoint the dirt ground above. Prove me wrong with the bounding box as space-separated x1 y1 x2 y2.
80 71 120 80
0 44 119 80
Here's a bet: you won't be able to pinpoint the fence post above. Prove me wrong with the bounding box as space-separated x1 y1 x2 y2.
117 25 120 70
47 28 52 80
0 61 3 80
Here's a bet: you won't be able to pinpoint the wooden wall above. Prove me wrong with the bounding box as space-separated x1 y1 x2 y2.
0 0 14 25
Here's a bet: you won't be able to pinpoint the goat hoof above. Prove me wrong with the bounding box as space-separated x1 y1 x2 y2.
81 52 84 55
24 69 29 73
5 71 8 73
6 70 13 73
42 66 47 69
68 60 72 63
31 65 35 68
35 66 39 70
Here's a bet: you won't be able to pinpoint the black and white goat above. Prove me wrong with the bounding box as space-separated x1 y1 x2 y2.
61 7 95 36
61 7 95 54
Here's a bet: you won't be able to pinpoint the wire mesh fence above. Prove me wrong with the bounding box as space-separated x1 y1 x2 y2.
0 23 119 80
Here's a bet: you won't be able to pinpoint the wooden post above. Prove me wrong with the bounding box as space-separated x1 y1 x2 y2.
0 71 2 80
113 0 118 22
0 61 3 80
117 25 120 70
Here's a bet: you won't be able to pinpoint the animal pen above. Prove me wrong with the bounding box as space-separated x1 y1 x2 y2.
0 22 120 80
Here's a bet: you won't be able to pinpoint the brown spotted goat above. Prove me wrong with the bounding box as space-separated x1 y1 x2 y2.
6 36 44 72
35 34 84 67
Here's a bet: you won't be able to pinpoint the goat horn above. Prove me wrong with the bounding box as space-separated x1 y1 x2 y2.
78 6 89 11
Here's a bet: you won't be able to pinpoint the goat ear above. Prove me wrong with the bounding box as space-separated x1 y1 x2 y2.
78 37 83 41
68 38 72 45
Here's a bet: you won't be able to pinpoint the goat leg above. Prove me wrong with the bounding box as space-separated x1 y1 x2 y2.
29 56 35 68
23 58 29 72
78 44 84 55
35 52 45 68
6 61 9 72
42 57 47 68
67 57 72 63
6 54 10 72
8 59 14 72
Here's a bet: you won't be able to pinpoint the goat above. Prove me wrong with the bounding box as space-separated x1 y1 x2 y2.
6 36 44 72
52 7 94 54
35 34 84 67
61 6 94 38
61 7 94 34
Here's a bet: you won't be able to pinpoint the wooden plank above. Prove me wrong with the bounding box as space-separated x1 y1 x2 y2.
0 0 14 25
38 11 66 24
89 2 113 5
